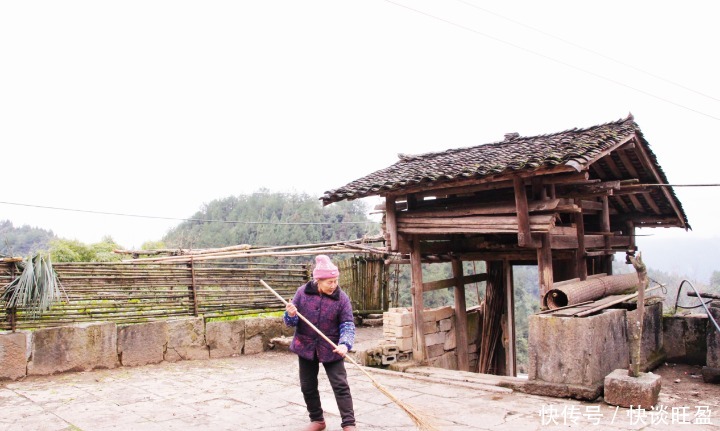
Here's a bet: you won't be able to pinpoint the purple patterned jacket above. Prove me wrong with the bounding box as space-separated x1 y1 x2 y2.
284 280 355 363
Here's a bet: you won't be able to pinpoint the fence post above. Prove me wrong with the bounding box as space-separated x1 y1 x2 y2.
189 257 199 316
9 263 17 332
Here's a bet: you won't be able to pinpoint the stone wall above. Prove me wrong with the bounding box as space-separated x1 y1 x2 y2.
380 306 480 370
663 314 707 365
527 302 665 401
0 316 292 381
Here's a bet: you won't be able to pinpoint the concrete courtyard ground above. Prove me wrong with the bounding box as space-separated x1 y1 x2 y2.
1 327 719 431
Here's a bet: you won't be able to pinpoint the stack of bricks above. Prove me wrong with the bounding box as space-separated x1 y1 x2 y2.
382 307 414 362
383 305 459 369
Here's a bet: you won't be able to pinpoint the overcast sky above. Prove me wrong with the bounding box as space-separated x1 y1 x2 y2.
1 1 719 250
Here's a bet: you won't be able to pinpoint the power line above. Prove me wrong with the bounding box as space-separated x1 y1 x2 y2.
0 201 375 226
383 0 720 122
454 0 720 104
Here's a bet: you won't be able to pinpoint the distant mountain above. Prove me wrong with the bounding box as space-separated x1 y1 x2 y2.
0 220 57 257
636 235 719 284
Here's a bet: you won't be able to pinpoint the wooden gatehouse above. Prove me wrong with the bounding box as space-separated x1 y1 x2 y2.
321 114 689 375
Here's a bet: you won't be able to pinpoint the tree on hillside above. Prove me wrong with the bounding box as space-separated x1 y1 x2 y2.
162 190 379 248
49 236 123 262
0 220 57 257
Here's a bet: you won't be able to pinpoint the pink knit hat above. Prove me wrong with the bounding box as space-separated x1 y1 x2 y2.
313 254 339 279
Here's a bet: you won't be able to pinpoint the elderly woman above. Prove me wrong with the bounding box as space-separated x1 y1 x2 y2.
284 254 357 431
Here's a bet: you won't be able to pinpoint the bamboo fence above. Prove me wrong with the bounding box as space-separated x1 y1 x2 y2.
0 256 389 330
0 260 309 330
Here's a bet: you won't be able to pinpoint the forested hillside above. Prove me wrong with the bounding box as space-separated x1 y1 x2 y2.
0 220 56 256
162 190 379 248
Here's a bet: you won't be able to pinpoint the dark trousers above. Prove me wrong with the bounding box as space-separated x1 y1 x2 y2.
298 355 355 427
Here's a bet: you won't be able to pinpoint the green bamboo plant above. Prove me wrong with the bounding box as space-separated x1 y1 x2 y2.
1 254 67 318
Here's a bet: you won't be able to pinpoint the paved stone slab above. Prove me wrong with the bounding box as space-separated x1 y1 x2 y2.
1 327 719 431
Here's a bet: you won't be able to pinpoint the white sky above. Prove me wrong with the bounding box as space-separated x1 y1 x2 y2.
1 1 719 249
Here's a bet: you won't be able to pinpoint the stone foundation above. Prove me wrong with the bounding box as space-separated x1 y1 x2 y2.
0 316 288 381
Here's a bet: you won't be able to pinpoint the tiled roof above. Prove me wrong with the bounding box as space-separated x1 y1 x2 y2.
325 116 641 198
322 114 689 227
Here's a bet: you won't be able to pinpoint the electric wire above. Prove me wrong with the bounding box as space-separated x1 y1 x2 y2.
453 0 720 103
383 0 720 122
0 201 375 226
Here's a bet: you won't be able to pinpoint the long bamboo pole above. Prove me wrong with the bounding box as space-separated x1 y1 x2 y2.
259 280 437 431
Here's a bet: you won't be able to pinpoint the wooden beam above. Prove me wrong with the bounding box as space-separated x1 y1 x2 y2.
452 259 470 372
641 192 662 215
537 233 553 305
582 134 636 167
601 196 613 275
423 273 489 292
580 200 604 211
616 148 640 178
399 199 563 218
409 236 427 361
627 194 646 212
611 195 631 213
513 176 534 248
385 197 399 252
574 209 588 280
503 259 516 377
602 155 624 179
631 133 687 228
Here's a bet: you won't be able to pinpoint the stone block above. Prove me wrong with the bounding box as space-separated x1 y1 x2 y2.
427 343 445 358
0 331 29 380
438 317 453 332
702 366 720 383
206 319 245 358
383 312 412 327
384 325 412 338
244 317 283 354
28 322 118 376
434 306 454 322
117 321 168 367
425 332 445 347
663 314 707 365
528 309 628 387
626 301 664 371
444 328 456 351
396 337 413 352
244 335 265 355
165 317 208 362
707 303 720 368
428 351 458 370
604 368 661 409
467 310 481 344
423 321 437 334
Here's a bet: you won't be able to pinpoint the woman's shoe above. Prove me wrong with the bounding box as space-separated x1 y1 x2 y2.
301 420 326 431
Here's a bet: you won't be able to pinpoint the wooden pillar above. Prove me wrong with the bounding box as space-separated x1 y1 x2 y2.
536 233 553 307
513 177 534 248
601 196 613 275
574 208 588 280
385 197 398 252
409 236 427 362
503 259 516 377
452 258 470 371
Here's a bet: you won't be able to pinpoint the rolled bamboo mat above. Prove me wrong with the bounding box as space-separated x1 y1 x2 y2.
545 273 640 309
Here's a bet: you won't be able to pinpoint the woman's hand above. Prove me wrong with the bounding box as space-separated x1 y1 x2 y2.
285 303 297 317
334 344 348 357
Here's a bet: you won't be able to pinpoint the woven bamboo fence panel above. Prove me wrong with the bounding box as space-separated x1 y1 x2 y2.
0 260 310 330
337 256 388 314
